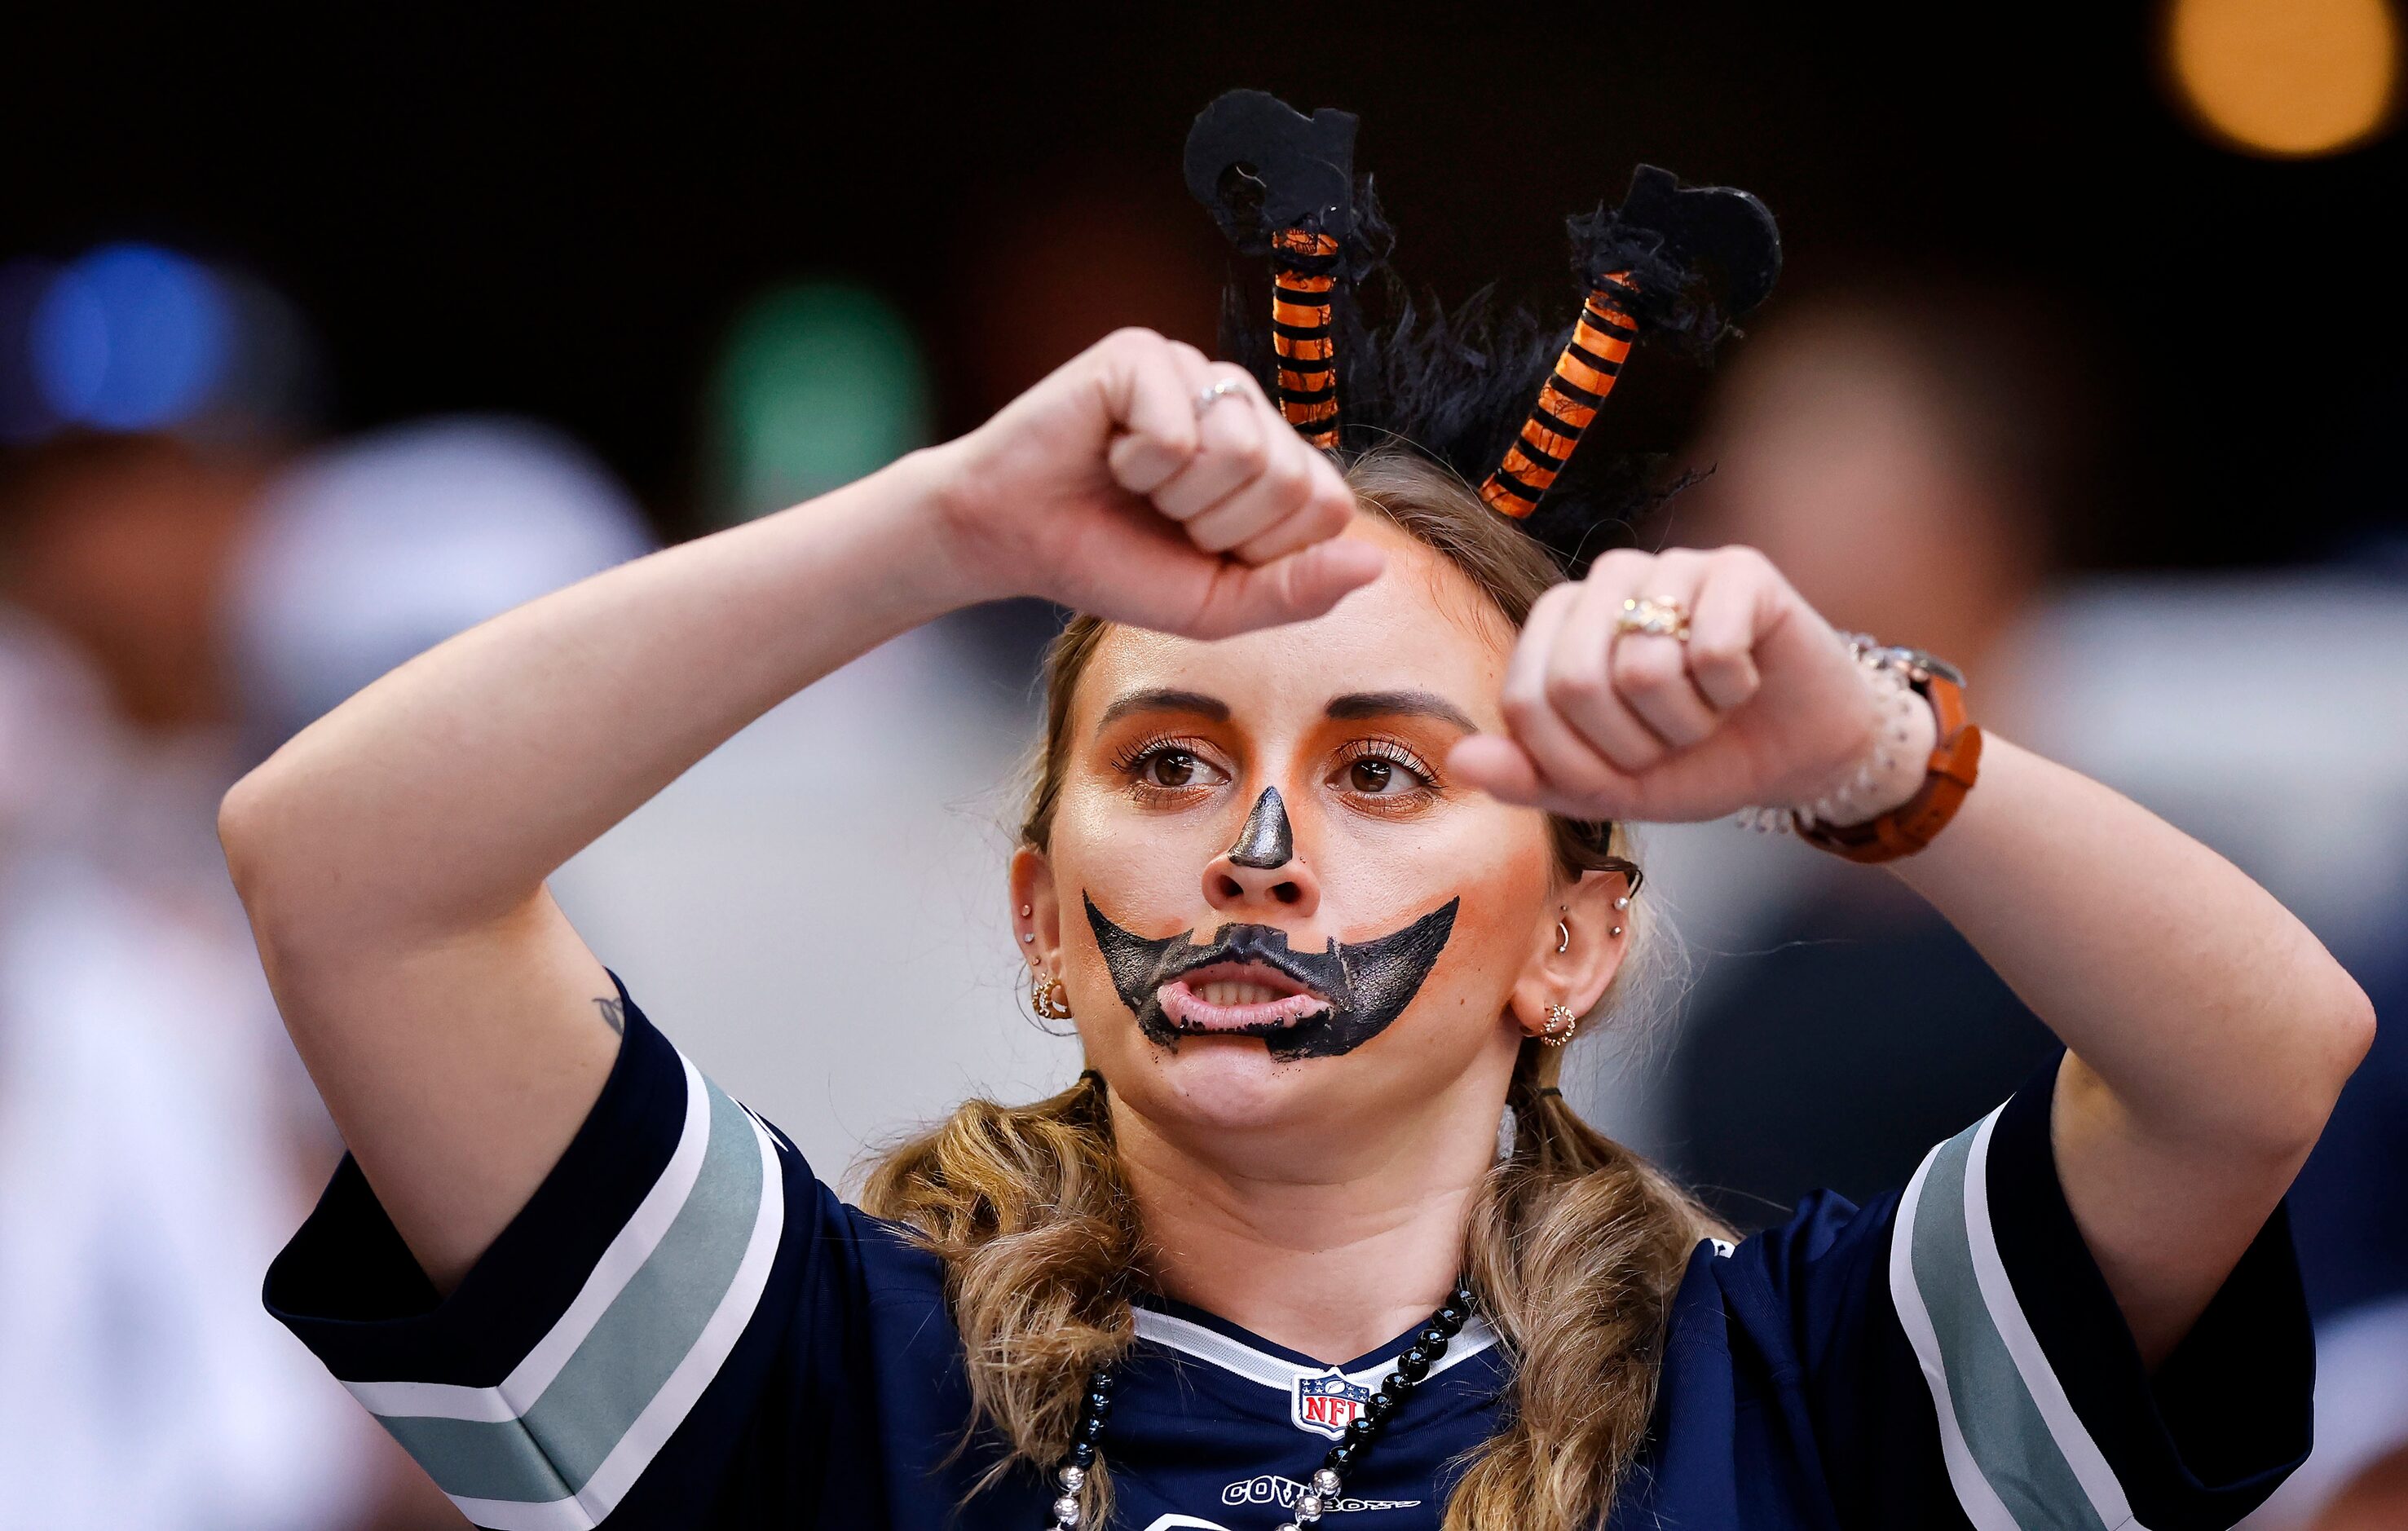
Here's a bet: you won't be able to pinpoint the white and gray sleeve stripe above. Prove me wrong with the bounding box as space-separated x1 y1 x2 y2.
342 1052 785 1531
1890 1105 2149 1531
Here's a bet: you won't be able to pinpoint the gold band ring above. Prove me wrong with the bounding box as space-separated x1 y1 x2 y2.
1616 595 1692 642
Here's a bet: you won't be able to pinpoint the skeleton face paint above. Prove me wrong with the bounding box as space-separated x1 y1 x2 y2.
1084 893 1458 1061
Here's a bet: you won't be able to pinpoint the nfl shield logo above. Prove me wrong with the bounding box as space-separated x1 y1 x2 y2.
1291 1368 1371 1439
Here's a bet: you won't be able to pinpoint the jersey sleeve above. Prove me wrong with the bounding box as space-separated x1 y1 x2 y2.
263 978 869 1529
1741 1057 2313 1531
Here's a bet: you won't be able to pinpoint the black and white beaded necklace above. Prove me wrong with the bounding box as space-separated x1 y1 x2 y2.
1042 1280 1481 1529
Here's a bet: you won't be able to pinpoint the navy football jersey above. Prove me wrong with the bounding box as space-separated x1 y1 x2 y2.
267 986 2312 1529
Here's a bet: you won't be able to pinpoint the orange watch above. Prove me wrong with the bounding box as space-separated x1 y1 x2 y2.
1794 649 1983 864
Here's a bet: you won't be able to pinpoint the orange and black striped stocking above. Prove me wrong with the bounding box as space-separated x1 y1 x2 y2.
1271 228 1341 448
1479 272 1639 518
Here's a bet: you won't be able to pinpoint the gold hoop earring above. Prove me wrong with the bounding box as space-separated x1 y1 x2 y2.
1031 972 1074 1020
1537 1002 1578 1048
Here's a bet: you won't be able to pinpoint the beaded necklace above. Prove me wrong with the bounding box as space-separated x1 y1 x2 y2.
1043 1279 1480 1529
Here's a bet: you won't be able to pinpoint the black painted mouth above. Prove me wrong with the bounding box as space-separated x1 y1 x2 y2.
1083 894 1459 1061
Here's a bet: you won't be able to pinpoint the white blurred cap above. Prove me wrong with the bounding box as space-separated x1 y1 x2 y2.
227 417 654 741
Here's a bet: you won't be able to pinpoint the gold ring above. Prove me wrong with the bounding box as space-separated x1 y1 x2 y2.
1616 595 1692 642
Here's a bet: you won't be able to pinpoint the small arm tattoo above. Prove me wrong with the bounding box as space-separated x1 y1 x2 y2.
594 995 626 1036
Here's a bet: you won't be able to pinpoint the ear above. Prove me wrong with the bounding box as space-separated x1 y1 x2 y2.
1506 867 1634 1038
1010 844 1063 973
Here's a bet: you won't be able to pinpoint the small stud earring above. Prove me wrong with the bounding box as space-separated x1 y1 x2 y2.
1614 895 1630 911
1022 932 1036 942
1020 904 1032 917
1610 924 1624 938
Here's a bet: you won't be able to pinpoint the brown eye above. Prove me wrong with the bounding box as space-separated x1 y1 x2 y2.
1330 739 1438 804
1149 751 1199 788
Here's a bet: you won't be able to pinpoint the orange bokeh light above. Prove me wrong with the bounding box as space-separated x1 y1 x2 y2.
2165 0 2401 157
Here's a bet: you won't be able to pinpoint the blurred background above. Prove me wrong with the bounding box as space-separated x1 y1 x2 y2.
2 2 2402 1526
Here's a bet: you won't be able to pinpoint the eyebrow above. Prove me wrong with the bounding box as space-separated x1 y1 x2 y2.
1094 688 1231 733
1324 690 1480 734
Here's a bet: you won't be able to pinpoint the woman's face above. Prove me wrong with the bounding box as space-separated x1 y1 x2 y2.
1020 515 1575 1173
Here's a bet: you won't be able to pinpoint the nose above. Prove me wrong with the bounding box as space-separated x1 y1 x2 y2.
1203 786 1320 915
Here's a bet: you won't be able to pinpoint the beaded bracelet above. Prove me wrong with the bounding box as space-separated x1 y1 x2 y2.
1738 632 1982 863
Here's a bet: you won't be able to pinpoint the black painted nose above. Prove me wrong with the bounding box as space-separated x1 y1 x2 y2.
1226 787 1294 869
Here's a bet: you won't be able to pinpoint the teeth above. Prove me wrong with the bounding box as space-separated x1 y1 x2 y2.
1200 980 1283 1006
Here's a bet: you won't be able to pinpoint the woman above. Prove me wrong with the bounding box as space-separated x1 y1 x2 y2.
228 109 2366 1531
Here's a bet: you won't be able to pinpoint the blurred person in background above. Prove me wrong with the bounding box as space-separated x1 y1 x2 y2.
0 428 382 1527
1649 280 2098 1220
0 240 651 1529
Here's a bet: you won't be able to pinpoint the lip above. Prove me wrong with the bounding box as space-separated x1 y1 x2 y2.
1157 960 1331 1033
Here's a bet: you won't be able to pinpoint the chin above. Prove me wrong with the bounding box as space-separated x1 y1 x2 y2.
1121 1033 1338 1132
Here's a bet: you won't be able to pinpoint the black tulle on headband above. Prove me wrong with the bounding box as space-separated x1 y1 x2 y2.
1184 89 1784 575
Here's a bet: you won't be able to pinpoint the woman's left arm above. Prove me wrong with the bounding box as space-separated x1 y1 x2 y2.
1888 734 2372 1364
1453 544 2375 1366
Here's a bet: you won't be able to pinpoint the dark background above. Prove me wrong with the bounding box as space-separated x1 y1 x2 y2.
7 3 2401 559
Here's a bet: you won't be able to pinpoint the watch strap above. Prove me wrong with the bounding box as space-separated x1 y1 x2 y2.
1794 666 1982 864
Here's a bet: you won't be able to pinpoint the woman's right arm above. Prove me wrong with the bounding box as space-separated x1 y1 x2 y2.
220 329 1377 1290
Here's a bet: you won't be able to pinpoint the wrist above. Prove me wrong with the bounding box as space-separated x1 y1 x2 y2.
1764 639 1986 863
864 440 1017 611
1809 668 1939 827
742 444 1000 643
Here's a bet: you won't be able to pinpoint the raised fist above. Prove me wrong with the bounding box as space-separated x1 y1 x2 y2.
1451 545 1892 824
927 328 1383 639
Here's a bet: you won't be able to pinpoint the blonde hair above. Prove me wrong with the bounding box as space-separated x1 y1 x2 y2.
862 449 1720 1528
